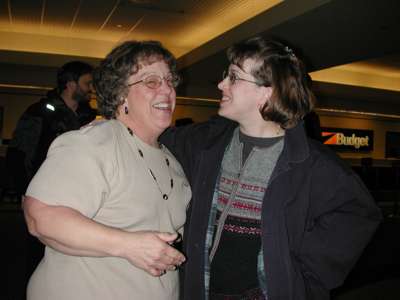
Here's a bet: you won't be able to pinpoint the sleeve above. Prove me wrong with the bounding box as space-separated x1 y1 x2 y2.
160 124 201 182
160 117 230 180
298 163 382 291
10 110 43 178
26 131 110 218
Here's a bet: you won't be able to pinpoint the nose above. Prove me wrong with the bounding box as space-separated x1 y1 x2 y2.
87 84 95 99
217 77 228 90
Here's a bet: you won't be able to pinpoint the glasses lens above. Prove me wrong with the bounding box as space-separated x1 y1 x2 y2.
223 70 237 85
229 71 237 85
143 75 162 89
167 75 180 88
229 72 236 85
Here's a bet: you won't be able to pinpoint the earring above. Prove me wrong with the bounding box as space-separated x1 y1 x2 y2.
124 106 129 114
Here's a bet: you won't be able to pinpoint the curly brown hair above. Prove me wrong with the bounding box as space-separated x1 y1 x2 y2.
227 37 315 128
93 40 178 119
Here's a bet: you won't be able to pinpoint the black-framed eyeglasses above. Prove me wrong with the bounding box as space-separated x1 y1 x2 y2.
222 70 264 86
128 74 180 89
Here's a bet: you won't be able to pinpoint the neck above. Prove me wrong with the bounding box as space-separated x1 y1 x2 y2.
239 120 285 138
60 92 78 112
117 115 160 147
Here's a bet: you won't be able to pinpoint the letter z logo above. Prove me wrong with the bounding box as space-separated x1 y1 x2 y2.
322 132 338 145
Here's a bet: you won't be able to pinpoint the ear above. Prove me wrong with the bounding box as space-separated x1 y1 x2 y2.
123 98 128 108
117 98 128 115
257 86 273 109
66 80 77 92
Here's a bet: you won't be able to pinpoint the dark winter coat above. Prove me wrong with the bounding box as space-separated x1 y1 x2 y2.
6 89 96 194
161 116 381 300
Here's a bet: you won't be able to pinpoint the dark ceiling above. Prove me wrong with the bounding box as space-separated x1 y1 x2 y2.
177 0 400 114
0 0 399 114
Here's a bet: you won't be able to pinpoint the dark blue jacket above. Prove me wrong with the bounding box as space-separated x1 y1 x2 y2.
7 89 96 194
161 116 381 300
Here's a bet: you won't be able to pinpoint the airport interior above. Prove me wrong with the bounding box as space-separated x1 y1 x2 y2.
1 0 400 299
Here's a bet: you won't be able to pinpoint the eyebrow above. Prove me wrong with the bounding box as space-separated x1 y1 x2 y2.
140 72 174 80
230 64 246 74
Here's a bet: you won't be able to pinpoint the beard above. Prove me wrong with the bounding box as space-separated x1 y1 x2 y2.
73 86 90 103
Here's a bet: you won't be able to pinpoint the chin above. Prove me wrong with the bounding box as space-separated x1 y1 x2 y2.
218 108 230 119
157 119 172 131
219 110 240 123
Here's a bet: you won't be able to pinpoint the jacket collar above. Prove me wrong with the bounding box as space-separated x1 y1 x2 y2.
203 116 237 151
40 90 69 109
202 116 310 166
280 120 310 165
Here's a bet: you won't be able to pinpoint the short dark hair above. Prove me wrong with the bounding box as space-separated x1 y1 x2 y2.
227 37 315 128
93 40 178 119
57 61 93 92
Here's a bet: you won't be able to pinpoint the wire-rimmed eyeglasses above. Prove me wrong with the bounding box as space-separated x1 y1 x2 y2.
128 74 180 89
222 70 265 86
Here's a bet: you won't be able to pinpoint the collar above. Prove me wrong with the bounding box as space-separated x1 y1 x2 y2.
280 120 310 164
202 116 237 151
202 116 310 165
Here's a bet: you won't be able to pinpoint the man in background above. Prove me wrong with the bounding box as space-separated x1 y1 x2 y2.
5 61 96 287
7 60 96 197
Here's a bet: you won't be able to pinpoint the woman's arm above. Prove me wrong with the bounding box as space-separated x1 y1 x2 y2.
23 196 184 276
298 170 381 291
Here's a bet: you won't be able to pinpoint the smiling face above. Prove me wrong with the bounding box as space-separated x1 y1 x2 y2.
124 59 176 141
217 58 269 125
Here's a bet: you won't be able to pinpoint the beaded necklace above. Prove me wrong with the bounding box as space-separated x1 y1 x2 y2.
127 127 174 200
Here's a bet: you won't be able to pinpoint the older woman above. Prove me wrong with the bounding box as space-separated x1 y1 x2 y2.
23 41 191 300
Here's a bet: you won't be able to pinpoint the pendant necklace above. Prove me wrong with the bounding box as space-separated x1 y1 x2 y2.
127 127 173 200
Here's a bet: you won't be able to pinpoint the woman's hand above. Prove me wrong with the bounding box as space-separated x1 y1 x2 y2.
23 196 185 277
119 231 185 277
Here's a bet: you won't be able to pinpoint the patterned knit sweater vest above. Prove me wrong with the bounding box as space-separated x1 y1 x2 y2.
209 128 283 299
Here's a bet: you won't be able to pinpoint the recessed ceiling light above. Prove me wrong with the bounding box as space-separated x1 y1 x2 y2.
116 24 123 28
